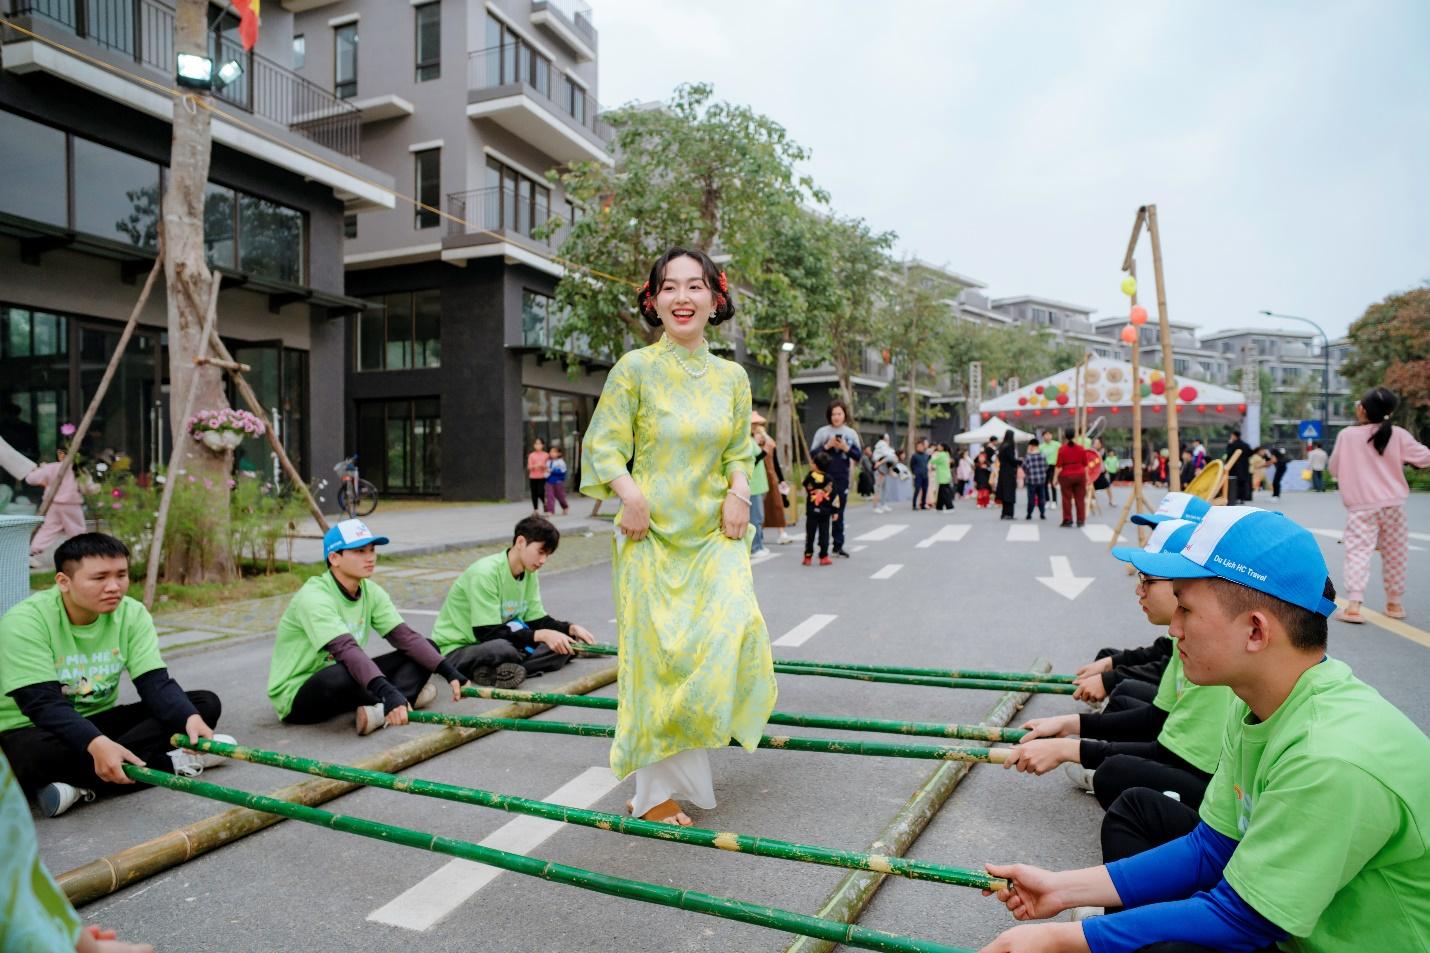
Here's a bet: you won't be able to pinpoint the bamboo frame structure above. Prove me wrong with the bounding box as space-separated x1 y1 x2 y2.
127 766 974 953
174 735 1007 892
573 644 1075 695
406 710 1013 764
461 686 1029 744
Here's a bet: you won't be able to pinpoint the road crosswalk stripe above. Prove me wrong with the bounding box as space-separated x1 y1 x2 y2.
854 524 908 542
871 564 903 579
1006 525 1039 542
773 613 838 647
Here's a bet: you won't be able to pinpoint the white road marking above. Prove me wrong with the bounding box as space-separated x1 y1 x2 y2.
855 524 908 542
367 766 621 931
871 563 904 580
773 613 838 647
750 549 781 564
1006 525 1039 542
847 544 867 552
915 525 971 548
1310 527 1423 552
1035 556 1094 600
1081 524 1116 543
1410 531 1430 542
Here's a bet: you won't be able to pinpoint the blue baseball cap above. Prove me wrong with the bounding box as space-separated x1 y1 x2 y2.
1111 517 1199 564
1125 506 1336 617
323 518 390 560
1131 492 1211 527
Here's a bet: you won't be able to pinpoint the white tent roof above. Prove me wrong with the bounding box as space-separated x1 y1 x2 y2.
977 356 1248 427
954 416 1035 444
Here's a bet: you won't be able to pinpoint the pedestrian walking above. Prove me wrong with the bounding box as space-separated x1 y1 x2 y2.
856 446 876 499
809 400 862 555
544 446 570 515
1270 445 1288 498
1306 440 1329 491
973 451 992 509
801 451 838 565
871 434 897 513
1178 448 1196 489
747 415 770 556
930 443 954 510
751 420 792 547
1021 437 1048 520
1329 386 1430 624
1249 446 1269 495
996 432 1018 520
526 439 550 513
579 247 776 826
1040 430 1060 502
1055 429 1088 527
955 449 973 500
24 447 86 560
910 438 931 511
1225 428 1253 502
1093 437 1116 507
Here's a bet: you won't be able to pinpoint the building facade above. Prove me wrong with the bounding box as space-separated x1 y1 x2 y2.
1198 328 1354 441
1 0 393 503
287 0 610 500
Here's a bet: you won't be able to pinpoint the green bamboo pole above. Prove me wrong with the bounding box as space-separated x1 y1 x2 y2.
462 686 1028 744
573 644 1074 695
405 711 1011 764
771 657 1075 685
175 735 1007 892
128 766 973 953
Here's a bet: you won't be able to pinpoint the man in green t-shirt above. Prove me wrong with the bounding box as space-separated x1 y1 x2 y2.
1039 430 1060 502
929 444 954 510
268 519 467 735
0 534 226 817
431 515 595 690
979 507 1430 953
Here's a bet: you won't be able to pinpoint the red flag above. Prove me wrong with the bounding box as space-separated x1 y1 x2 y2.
233 0 260 52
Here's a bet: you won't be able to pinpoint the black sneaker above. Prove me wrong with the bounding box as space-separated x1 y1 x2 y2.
472 662 527 689
833 548 851 558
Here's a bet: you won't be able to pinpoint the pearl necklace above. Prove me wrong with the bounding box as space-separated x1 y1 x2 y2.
664 336 710 378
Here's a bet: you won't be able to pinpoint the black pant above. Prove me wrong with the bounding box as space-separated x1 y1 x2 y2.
445 639 523 680
0 691 222 796
935 483 954 510
913 475 928 509
805 509 831 557
1000 490 1016 518
529 478 546 511
1107 678 1159 711
830 485 849 551
1272 465 1286 497
283 651 434 725
1093 750 1212 811
1026 483 1046 517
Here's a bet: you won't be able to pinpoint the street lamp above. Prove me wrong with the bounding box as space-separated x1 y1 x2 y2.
1258 309 1330 440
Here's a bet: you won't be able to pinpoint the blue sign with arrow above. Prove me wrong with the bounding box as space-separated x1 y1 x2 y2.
1298 420 1324 440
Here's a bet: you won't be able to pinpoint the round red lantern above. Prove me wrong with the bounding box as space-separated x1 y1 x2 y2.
1215 404 1225 413
1110 406 1120 414
1014 410 1022 417
1129 305 1149 326
1055 393 1069 405
1018 396 1029 406
983 412 992 420
1152 404 1162 413
1050 408 1060 416
1179 386 1198 402
1119 325 1138 344
1150 379 1166 396
1035 385 1045 395
1238 403 1247 413
1033 409 1042 417
1197 404 1207 413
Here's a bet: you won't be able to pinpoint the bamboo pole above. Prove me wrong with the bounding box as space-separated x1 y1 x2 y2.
204 327 328 532
573 643 1074 695
36 250 164 519
405 711 1013 764
127 766 972 953
175 735 1007 892
1108 259 1152 552
1146 205 1181 491
57 663 617 906
461 686 1029 744
194 355 251 372
784 659 1050 953
142 276 222 607
764 658 1073 685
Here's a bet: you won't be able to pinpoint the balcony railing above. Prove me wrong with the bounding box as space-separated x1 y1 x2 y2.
6 0 361 157
532 0 595 47
466 44 612 145
446 186 570 248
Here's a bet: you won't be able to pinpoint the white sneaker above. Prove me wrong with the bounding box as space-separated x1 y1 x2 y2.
414 683 438 710
1063 762 1096 793
39 782 96 817
1069 906 1104 921
169 732 239 775
356 702 386 735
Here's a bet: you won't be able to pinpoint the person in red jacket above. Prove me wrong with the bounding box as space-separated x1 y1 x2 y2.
1054 429 1088 527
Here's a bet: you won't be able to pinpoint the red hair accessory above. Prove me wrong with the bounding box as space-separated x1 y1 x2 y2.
715 293 726 309
718 271 728 293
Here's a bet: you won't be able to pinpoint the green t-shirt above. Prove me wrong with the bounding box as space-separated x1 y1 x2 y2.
748 449 770 496
1151 635 1235 774
267 572 403 719
1199 658 1430 951
930 450 952 484
1040 442 1059 465
1105 453 1120 474
0 588 165 734
431 551 546 656
0 752 81 950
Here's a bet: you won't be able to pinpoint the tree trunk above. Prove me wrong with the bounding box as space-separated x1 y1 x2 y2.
161 0 236 583
905 362 918 456
775 339 793 477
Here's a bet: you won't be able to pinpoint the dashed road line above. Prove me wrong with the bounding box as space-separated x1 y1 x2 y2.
773 613 839 647
871 564 904 580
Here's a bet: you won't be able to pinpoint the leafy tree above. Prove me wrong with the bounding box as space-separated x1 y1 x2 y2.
821 215 896 416
1341 286 1430 440
879 262 963 454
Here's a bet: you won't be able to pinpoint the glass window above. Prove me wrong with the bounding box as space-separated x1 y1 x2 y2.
385 293 413 369
517 177 532 235
292 34 305 69
0 111 68 227
522 290 548 347
72 138 160 249
534 55 550 97
357 307 384 371
413 290 441 368
335 23 358 99
415 3 440 81
1 306 71 472
343 213 357 240
415 149 440 230
535 185 550 237
238 193 303 283
203 183 236 269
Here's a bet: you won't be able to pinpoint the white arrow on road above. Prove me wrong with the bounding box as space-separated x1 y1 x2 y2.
1036 556 1094 600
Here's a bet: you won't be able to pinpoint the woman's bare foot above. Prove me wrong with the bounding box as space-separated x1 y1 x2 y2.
630 798 693 826
1337 600 1364 624
1385 602 1406 619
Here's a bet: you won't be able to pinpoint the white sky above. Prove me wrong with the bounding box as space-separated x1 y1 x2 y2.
590 0 1430 340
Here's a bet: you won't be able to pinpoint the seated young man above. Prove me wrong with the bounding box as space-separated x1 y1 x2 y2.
1001 518 1235 813
979 506 1430 953
268 519 466 735
431 515 595 689
1071 493 1213 707
0 533 226 817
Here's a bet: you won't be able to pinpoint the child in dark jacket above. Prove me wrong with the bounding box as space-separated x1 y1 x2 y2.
802 451 839 565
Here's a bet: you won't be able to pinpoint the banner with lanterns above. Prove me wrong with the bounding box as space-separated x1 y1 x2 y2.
976 355 1249 427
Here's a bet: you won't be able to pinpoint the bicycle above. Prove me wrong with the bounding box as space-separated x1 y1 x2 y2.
334 455 379 518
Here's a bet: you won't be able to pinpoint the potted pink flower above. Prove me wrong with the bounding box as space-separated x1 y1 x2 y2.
188 408 267 452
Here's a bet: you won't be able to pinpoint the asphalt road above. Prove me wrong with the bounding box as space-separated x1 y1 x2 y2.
35 487 1429 952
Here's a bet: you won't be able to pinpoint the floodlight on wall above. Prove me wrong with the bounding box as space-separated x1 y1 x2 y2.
216 60 244 86
175 53 244 91
780 340 796 353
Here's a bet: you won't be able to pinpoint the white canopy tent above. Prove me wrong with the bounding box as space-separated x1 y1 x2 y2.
954 416 1035 445
976 356 1249 429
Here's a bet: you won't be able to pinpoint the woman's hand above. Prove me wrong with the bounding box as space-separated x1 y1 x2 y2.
722 491 750 539
1018 714 1077 740
617 490 651 541
982 864 1072 922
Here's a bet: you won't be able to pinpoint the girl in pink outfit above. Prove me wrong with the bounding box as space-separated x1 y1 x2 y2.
1329 386 1430 623
26 451 87 556
525 439 550 513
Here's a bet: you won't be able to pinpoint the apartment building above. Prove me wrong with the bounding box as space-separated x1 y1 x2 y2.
1199 328 1354 440
0 0 393 496
287 0 609 500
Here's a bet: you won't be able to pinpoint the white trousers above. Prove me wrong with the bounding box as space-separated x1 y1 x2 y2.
630 748 716 818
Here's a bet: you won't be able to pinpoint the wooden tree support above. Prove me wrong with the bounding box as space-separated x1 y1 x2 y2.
194 355 251 373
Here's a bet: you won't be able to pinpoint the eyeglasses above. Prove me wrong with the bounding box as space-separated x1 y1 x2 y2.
1136 572 1169 588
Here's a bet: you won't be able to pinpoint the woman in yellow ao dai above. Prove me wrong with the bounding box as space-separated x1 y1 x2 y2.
580 248 777 826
